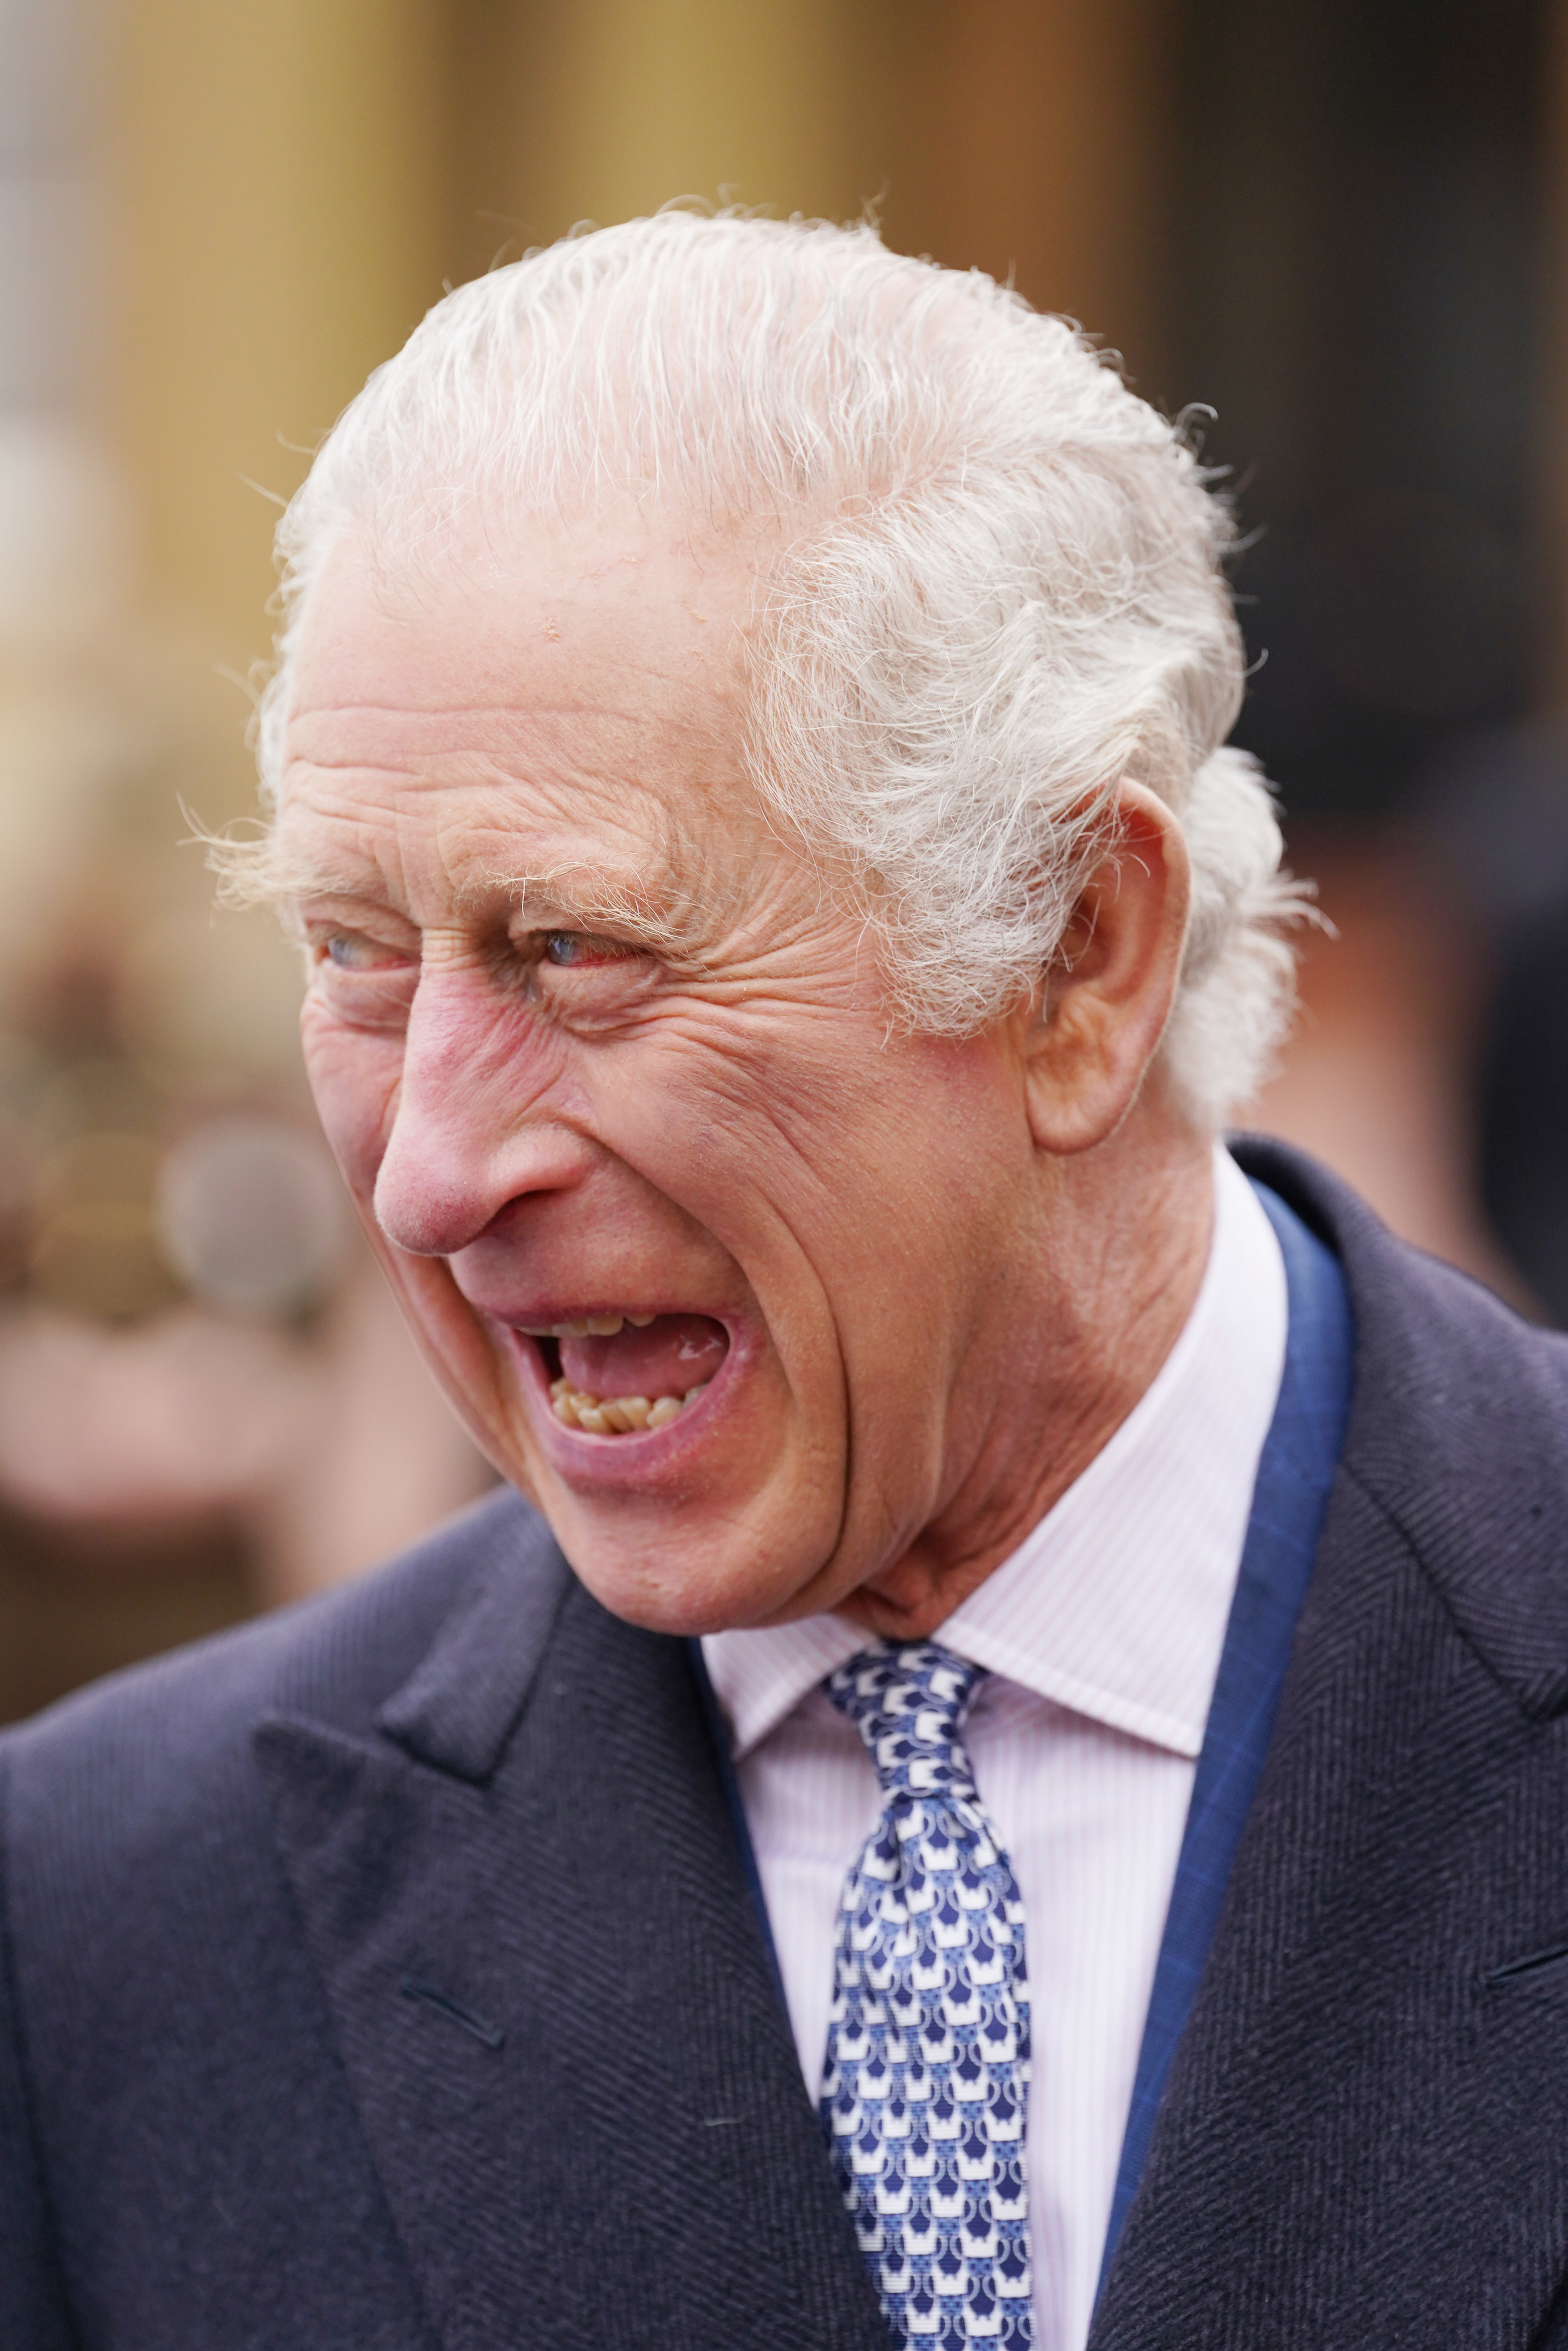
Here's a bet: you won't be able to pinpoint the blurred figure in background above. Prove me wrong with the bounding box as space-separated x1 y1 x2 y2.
0 434 491 1715
1419 722 1568 1321
0 0 490 1719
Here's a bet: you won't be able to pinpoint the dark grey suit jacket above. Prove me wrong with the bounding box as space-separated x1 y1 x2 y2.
6 1141 1568 2349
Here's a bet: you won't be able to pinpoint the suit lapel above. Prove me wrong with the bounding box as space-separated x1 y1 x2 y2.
257 1554 886 2351
1093 1149 1568 2350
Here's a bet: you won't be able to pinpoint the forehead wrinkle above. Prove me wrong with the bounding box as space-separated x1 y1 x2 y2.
285 702 659 769
291 698 652 722
241 745 746 939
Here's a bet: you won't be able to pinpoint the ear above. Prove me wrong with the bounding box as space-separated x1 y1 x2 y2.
1022 780 1192 1154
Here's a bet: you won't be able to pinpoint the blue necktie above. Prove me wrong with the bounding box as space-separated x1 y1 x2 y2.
821 1643 1035 2346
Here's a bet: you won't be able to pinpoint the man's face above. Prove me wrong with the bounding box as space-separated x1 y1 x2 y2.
279 515 1047 1634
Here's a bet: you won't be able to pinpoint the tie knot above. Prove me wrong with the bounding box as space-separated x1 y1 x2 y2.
825 1642 986 1802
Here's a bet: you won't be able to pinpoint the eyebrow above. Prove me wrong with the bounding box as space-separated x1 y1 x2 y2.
203 830 710 964
201 827 321 916
469 861 710 959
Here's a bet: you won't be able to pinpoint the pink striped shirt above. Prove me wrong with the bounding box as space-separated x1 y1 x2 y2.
703 1146 1288 2350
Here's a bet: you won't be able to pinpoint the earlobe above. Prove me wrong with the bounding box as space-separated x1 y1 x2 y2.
1022 781 1192 1155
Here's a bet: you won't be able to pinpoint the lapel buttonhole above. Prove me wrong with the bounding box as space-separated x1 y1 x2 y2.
400 1975 506 2050
1483 1940 1568 1988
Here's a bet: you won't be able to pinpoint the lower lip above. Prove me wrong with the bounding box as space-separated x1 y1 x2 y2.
496 1321 746 1477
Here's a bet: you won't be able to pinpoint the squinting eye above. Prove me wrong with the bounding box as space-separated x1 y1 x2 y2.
323 931 406 971
543 930 630 968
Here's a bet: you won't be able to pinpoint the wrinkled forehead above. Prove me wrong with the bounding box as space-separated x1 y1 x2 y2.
281 505 776 790
267 505 802 931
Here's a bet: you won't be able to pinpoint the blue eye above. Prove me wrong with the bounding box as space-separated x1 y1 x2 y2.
542 931 633 968
319 929 412 974
327 932 376 969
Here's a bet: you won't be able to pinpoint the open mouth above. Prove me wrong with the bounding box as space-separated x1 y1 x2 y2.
517 1312 731 1437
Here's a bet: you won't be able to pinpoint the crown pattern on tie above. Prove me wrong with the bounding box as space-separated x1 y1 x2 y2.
821 1643 1034 2347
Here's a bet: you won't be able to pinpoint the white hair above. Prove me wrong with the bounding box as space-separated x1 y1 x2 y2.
252 207 1307 1123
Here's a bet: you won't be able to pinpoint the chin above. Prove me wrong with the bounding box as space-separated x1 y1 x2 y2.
542 1497 838 1638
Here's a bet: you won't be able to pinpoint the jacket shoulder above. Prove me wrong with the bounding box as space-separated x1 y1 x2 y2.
0 1484 559 1863
1237 1135 1568 1715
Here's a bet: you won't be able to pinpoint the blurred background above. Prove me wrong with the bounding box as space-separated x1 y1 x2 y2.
1 0 1562 1719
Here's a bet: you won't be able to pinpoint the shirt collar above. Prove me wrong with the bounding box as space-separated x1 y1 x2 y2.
703 1145 1288 1763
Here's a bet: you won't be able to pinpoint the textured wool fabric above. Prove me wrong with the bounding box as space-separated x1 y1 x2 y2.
5 1141 1568 2349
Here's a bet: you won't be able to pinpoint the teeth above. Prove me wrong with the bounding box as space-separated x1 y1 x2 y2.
541 1311 657 1337
547 1377 709 1435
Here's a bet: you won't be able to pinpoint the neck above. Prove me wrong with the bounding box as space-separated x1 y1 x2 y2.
839 1101 1217 1642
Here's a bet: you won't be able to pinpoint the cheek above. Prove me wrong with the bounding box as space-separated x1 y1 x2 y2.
299 1000 404 1201
582 1039 815 1256
613 1025 1021 1341
610 1024 979 1230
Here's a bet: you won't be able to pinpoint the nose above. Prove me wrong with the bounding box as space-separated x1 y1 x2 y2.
372 970 589 1257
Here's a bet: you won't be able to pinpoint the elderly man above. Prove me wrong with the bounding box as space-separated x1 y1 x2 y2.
4 213 1568 2351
